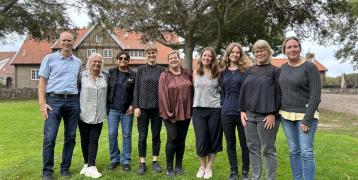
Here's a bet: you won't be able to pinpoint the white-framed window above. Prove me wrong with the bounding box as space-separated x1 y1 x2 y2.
31 69 40 80
103 49 113 58
87 49 96 58
128 49 145 59
96 34 103 42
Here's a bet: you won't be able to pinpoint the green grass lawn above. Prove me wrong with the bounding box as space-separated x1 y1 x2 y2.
0 100 357 179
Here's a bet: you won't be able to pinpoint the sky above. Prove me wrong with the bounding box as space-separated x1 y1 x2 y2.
1 9 357 77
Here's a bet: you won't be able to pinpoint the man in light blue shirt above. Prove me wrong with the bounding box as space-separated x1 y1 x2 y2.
38 31 81 180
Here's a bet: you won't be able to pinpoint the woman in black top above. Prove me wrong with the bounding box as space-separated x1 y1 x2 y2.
133 43 165 175
220 42 252 180
239 40 281 180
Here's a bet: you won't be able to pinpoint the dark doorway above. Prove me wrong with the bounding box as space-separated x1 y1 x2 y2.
6 77 12 88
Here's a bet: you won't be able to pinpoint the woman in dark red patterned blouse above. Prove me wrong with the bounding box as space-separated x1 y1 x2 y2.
158 50 194 177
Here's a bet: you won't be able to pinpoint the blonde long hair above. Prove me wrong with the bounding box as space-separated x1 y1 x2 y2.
222 42 252 72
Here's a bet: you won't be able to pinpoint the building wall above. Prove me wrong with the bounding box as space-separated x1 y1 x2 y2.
14 63 167 88
0 75 15 88
74 25 122 66
320 72 326 86
15 65 40 88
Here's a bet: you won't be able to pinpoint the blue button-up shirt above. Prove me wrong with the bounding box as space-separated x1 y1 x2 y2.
38 52 82 94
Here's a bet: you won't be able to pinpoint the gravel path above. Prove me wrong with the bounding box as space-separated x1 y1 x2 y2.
320 94 358 115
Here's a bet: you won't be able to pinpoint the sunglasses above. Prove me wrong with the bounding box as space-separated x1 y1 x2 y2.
118 57 129 61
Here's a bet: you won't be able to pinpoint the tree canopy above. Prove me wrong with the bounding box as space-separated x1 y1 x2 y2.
0 0 80 41
309 0 358 69
86 0 358 69
1 1 357 69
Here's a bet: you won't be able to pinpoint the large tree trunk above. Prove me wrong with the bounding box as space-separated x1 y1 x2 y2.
183 39 195 71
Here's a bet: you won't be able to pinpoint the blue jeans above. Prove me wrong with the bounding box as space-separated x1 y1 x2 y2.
108 109 134 165
42 96 80 175
281 118 318 180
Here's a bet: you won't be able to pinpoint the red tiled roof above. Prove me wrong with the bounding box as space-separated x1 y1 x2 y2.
11 37 52 65
52 29 89 49
14 25 178 65
271 58 328 72
113 30 144 49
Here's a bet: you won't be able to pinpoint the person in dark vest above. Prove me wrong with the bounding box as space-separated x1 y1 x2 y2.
107 51 136 172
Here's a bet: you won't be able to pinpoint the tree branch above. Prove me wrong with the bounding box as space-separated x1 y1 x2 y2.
1 0 18 14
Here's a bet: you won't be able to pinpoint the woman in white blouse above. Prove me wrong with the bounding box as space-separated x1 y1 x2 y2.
78 53 108 178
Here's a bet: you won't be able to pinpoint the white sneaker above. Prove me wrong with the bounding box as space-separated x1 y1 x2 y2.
204 168 212 179
80 164 88 175
85 166 102 178
196 167 205 178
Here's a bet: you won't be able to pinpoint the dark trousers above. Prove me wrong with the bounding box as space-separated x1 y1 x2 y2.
222 114 250 173
245 111 280 180
163 119 190 169
137 108 162 157
192 107 223 157
78 120 103 167
42 96 80 175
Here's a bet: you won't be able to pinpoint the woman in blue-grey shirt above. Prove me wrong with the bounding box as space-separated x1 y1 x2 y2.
220 42 252 180
78 53 108 178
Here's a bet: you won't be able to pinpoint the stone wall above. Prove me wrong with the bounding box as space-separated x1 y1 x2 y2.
322 88 358 94
0 88 37 100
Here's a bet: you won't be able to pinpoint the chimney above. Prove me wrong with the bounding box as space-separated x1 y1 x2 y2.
305 52 315 62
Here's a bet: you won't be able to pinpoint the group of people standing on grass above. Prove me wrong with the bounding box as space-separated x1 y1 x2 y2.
38 31 321 180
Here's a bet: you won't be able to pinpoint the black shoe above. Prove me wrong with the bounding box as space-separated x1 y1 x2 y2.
42 174 53 180
242 170 249 180
60 169 71 177
136 163 147 175
166 168 175 177
123 164 131 172
174 166 184 175
108 162 120 170
152 161 162 173
228 171 238 180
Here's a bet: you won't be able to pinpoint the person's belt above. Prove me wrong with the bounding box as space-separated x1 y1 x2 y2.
47 93 78 99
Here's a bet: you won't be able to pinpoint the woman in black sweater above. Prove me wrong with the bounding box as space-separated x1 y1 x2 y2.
239 40 281 180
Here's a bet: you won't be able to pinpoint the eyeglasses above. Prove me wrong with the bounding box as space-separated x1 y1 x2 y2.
254 49 267 55
118 57 129 61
